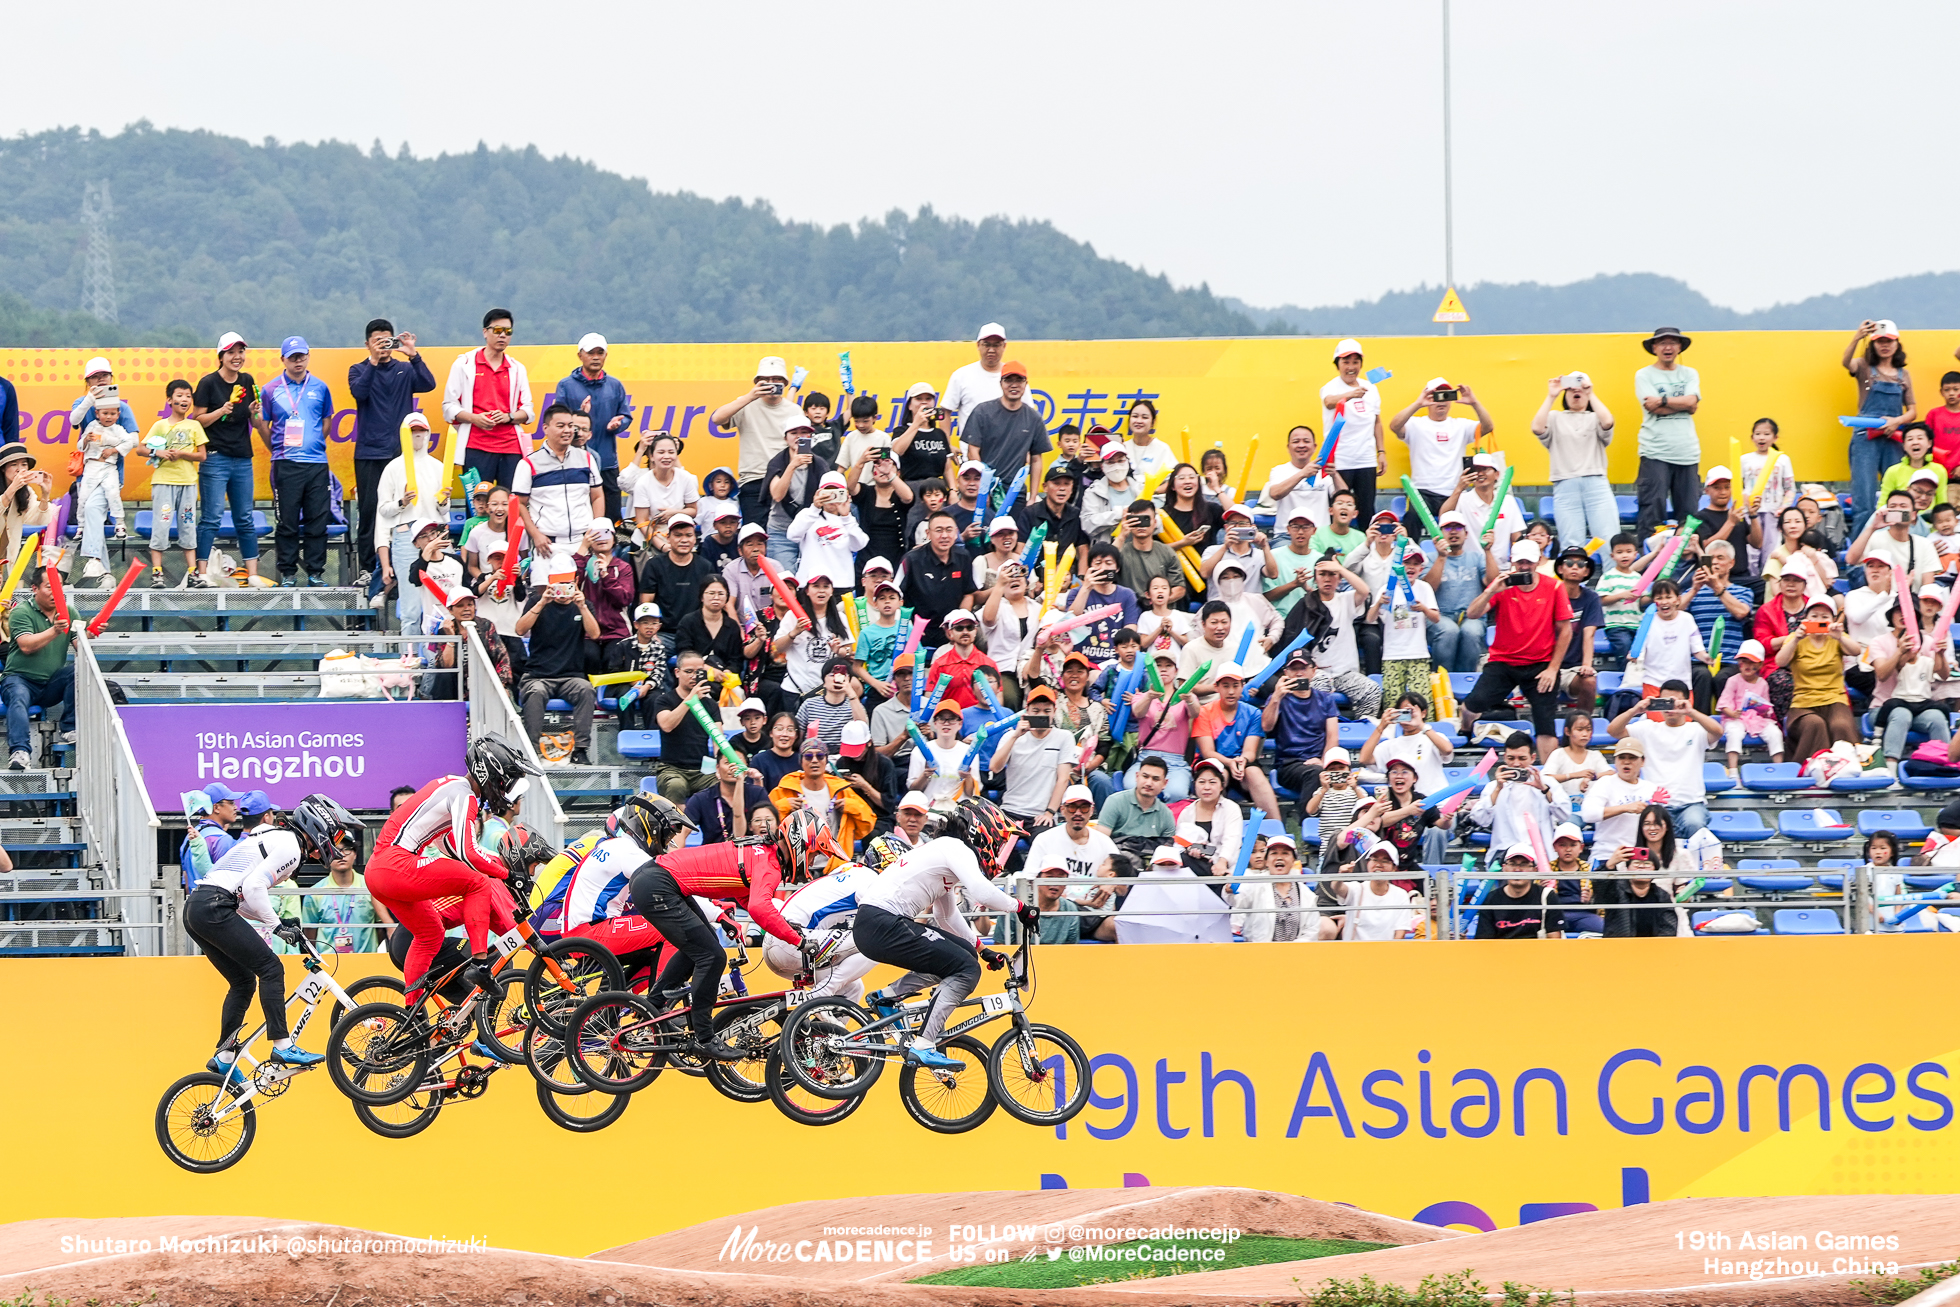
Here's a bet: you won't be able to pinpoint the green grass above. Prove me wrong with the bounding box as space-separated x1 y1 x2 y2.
911 1234 1394 1288
1854 1258 1960 1305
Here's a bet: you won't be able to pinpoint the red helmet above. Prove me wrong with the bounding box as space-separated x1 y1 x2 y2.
777 808 842 884
952 796 1026 872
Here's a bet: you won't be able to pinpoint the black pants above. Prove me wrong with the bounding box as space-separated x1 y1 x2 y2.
354 456 390 576
629 864 725 1038
463 449 521 496
600 466 622 524
1465 659 1558 740
1277 759 1325 818
852 904 978 1042
1636 457 1701 537
386 924 471 1004
272 460 330 578
1356 620 1384 677
501 634 528 689
738 477 771 528
1339 466 1378 522
1402 489 1449 542
185 885 288 1044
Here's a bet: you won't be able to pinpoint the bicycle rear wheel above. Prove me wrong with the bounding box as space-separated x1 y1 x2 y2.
326 1002 430 1107
474 972 532 1065
522 1023 597 1096
987 1023 1090 1126
155 1071 256 1173
765 1048 868 1127
330 974 406 1030
352 1085 443 1139
703 998 785 1105
536 1080 631 1133
780 998 889 1101
899 1035 998 1134
525 938 624 1037
567 991 671 1095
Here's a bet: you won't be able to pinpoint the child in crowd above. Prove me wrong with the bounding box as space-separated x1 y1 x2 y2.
1878 423 1946 511
1929 372 1960 475
407 518 464 636
697 507 743 571
1715 639 1782 776
471 543 528 683
143 379 205 587
694 467 740 536
907 701 973 805
1927 503 1960 569
1369 544 1439 709
459 479 493 543
788 472 867 596
1311 490 1365 557
1595 533 1645 666
463 486 523 583
904 478 949 548
853 578 911 705
1623 579 1704 699
1080 446 1137 540
73 391 135 586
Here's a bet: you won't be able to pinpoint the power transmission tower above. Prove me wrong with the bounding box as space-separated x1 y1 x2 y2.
79 181 118 325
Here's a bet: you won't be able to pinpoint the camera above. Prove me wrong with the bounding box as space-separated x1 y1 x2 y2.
1502 766 1529 781
1801 617 1831 635
1885 509 1906 525
378 335 398 351
1431 387 1460 403
1649 697 1677 711
1229 526 1254 545
1503 572 1533 587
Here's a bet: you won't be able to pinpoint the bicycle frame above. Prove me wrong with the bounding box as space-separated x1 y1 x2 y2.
201 935 363 1124
813 936 1041 1064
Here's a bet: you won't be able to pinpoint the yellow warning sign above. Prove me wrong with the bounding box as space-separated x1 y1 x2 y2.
1432 287 1470 323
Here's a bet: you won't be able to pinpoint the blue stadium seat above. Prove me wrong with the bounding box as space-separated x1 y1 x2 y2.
1615 495 1639 523
1298 818 1320 847
1737 858 1801 870
1741 763 1811 792
1705 811 1773 841
1778 809 1854 841
1904 872 1953 891
1703 762 1735 794
617 730 661 760
1594 671 1622 696
1859 809 1932 841
1536 496 1556 522
1901 771 1960 792
1772 908 1844 935
1827 769 1897 793
1337 720 1373 750
1449 673 1478 698
1738 874 1813 894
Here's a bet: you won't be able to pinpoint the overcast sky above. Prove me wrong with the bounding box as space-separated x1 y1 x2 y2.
5 1 1951 314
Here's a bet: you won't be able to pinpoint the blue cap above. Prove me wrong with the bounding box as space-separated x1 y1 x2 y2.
280 335 310 358
239 790 274 816
203 782 245 804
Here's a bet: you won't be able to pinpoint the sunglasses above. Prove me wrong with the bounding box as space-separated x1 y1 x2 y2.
487 326 514 336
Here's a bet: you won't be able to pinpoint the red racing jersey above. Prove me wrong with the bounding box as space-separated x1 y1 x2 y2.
375 776 507 881
652 841 800 947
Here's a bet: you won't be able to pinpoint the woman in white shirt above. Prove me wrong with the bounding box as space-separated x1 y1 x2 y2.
1135 575 1194 651
1543 712 1612 794
1531 373 1618 552
1173 760 1245 866
981 564 1041 703
629 434 699 535
907 705 976 805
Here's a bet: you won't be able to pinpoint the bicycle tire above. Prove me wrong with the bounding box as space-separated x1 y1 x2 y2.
155 1071 256 1173
567 990 671 1095
522 1023 596 1096
535 1080 631 1133
329 974 406 1030
351 1084 443 1139
987 1023 1090 1126
764 1048 868 1127
898 1035 998 1135
702 998 785 1105
474 971 532 1065
326 1001 431 1107
780 998 889 1101
525 937 624 1037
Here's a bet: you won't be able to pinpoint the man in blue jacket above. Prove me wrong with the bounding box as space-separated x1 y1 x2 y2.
553 333 632 521
347 320 436 591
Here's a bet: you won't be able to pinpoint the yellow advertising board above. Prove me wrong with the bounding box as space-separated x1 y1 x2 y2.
0 329 1937 503
7 937 1954 1258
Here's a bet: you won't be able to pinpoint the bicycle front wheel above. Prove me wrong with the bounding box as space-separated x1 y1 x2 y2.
536 1080 631 1133
526 937 625 1037
474 972 533 1065
987 1023 1090 1126
156 1071 256 1173
326 1002 430 1107
899 1035 998 1134
765 1048 868 1127
329 974 406 1030
780 998 888 1101
522 1023 594 1096
703 999 787 1105
352 1085 443 1139
567 991 670 1095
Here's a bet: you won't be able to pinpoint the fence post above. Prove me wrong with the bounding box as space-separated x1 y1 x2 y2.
464 622 565 847
73 635 163 956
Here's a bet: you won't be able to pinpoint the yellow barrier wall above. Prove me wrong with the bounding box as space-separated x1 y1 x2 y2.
2 330 1941 501
8 938 1954 1257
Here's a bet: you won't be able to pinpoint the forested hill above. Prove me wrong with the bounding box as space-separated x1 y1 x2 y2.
0 123 1261 346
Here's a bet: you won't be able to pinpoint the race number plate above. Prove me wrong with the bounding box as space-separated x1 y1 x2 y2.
977 992 1020 1016
294 973 330 1004
784 989 812 1007
495 928 526 955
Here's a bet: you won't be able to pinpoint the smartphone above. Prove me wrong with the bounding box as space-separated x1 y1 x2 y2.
1801 617 1831 635
796 436 812 454
1230 526 1253 544
1503 572 1533 587
1431 387 1460 403
933 407 951 420
770 383 785 396
1650 697 1677 711
1624 847 1651 863
1462 455 1477 471
1885 509 1905 525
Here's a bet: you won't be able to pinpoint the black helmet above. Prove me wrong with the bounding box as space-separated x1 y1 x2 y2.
287 794 362 864
498 822 558 881
467 735 543 812
947 796 1026 872
612 793 694 857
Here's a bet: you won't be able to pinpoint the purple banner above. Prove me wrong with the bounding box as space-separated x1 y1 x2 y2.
118 702 469 811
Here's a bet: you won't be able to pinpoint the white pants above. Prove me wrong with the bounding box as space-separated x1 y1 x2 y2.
762 931 876 1004
1723 719 1783 756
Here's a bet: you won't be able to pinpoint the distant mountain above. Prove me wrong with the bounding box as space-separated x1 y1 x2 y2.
1228 271 1960 336
0 123 1262 346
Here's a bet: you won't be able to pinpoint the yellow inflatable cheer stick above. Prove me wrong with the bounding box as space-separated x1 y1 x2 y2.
400 414 421 505
589 670 648 687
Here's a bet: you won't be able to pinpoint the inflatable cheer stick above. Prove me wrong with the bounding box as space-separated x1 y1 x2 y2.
758 556 810 628
42 502 68 568
1745 450 1783 512
1040 603 1124 641
500 510 522 591
896 615 928 662
589 670 647 687
684 695 748 772
1893 881 1956 926
916 672 954 725
1166 661 1213 703
1625 605 1660 661
961 711 1024 773
1840 415 1890 430
994 466 1028 520
838 350 854 394
1433 751 1500 819
1180 426 1192 464
974 671 1008 720
1480 465 1516 540
1634 532 1688 595
1145 654 1166 695
1365 367 1392 385
1525 819 1552 879
84 562 145 638
1018 521 1048 571
1707 615 1727 676
1107 658 1150 742
1931 581 1960 648
1240 628 1315 694
0 539 37 606
1233 622 1257 667
1400 475 1443 538
1901 581 1922 652
46 563 67 627
400 414 420 504
1311 417 1344 487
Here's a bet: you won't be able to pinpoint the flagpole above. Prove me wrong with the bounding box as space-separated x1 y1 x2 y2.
1442 0 1454 337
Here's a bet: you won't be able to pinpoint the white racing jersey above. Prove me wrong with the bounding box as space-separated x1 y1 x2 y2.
200 829 305 929
780 862 882 932
857 838 1017 944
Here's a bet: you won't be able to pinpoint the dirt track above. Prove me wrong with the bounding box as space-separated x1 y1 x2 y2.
1 1190 1951 1306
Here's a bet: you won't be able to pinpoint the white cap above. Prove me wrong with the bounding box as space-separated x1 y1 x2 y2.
1061 784 1096 807
1438 509 1471 528
1872 319 1901 339
1512 539 1542 564
976 322 1007 342
82 355 113 376
818 471 848 491
989 516 1019 535
1209 662 1246 682
755 355 788 379
585 517 615 538
1503 841 1540 864
737 522 766 543
840 720 872 756
1703 465 1733 485
215 332 247 354
1035 849 1071 873
657 513 692 531
905 381 937 400
632 602 661 622
1424 375 1451 392
1150 846 1183 866
860 556 894 575
1552 822 1586 846
1911 467 1942 486
1100 445 1130 462
783 414 815 433
1265 832 1297 851
404 410 432 431
899 791 931 812
577 333 608 353
1360 834 1398 864
958 459 986 476
1324 746 1352 766
1737 638 1767 662
1222 502 1253 519
1563 370 1592 389
942 609 979 627
1332 338 1364 360
1471 453 1503 471
737 697 767 717
712 504 741 521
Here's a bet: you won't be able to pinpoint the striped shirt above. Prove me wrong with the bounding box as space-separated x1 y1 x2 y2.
511 443 601 541
796 693 859 753
1686 582 1750 664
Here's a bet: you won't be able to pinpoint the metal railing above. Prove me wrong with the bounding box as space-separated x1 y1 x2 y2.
465 622 565 846
74 634 162 954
